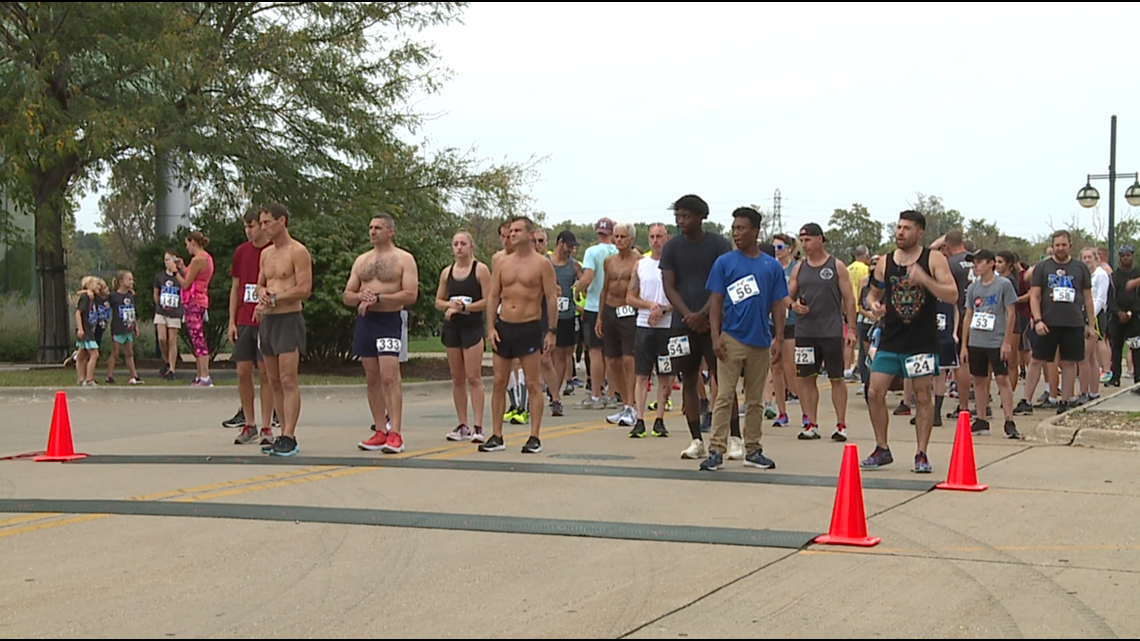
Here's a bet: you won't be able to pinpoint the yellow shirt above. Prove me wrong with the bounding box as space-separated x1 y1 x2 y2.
848 260 869 303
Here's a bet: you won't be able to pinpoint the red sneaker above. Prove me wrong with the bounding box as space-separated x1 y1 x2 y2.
380 431 405 454
358 430 389 451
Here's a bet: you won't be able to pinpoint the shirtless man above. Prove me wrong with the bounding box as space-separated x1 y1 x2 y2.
346 214 419 454
597 222 642 427
479 216 558 453
253 202 313 458
492 221 530 423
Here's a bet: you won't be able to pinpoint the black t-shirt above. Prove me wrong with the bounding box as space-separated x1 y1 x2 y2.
1031 257 1091 328
154 271 183 318
948 250 974 310
108 291 138 335
659 230 731 326
76 292 96 337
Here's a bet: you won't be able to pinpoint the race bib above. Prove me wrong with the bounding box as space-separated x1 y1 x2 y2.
667 335 691 357
244 284 259 304
450 296 473 314
727 274 759 305
1052 287 1076 303
657 355 673 374
937 313 947 332
1128 336 1140 350
557 297 570 312
794 346 815 365
616 305 636 318
160 289 179 309
118 305 136 327
904 353 936 377
375 337 402 355
971 312 996 331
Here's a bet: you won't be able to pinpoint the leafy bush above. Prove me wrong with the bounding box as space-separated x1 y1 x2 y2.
0 293 38 361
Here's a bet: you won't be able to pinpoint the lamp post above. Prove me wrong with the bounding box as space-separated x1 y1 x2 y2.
1075 115 1140 260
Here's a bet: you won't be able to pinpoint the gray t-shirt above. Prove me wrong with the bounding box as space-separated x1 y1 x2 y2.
965 277 1018 349
1031 257 1092 328
659 230 731 327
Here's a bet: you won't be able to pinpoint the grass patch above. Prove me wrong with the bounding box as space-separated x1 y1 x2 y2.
0 368 425 388
0 293 38 362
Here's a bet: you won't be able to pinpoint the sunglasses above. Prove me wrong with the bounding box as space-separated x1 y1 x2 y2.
773 243 787 251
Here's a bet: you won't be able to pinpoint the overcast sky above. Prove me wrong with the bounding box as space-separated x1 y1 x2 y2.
77 1 1140 241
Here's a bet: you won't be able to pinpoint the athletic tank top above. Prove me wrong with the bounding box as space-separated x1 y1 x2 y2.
553 258 577 321
795 255 843 338
881 248 939 354
445 260 483 329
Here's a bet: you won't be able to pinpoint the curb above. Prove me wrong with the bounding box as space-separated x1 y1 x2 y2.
0 377 493 403
1032 383 1140 450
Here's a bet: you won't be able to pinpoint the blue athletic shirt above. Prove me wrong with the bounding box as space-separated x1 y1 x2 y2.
706 250 789 348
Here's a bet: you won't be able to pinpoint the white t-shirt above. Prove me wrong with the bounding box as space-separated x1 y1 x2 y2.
635 257 671 329
1093 266 1110 316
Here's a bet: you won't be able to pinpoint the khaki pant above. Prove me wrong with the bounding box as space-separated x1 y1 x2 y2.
710 333 772 455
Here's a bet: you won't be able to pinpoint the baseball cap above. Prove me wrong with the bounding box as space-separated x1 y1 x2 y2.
799 223 826 242
1119 244 1135 255
556 230 579 247
595 218 615 235
965 249 996 262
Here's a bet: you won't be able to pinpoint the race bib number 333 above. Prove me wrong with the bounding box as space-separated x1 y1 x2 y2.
375 338 402 355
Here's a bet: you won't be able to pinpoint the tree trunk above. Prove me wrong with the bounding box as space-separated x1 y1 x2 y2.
35 200 70 364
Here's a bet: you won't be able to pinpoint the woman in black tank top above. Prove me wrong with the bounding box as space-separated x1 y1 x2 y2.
435 232 493 442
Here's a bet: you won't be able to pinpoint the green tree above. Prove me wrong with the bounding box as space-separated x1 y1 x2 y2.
2 2 534 362
825 203 883 261
908 193 965 239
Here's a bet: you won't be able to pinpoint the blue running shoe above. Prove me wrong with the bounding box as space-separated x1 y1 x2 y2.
270 435 299 457
773 413 789 427
743 449 776 469
913 451 932 474
699 450 723 471
860 445 893 469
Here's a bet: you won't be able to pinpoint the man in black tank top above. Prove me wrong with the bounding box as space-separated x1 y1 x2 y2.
861 211 959 473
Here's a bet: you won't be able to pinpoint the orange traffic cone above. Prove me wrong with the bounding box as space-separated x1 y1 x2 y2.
936 410 987 492
814 443 881 547
34 391 87 462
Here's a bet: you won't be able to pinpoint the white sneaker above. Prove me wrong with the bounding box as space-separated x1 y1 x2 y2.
680 438 707 459
606 409 625 424
726 436 745 460
617 407 637 427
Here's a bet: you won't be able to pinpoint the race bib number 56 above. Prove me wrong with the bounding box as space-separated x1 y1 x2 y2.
728 275 759 305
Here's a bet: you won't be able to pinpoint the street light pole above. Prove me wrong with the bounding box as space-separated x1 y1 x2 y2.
1109 115 1117 259
1076 114 1140 260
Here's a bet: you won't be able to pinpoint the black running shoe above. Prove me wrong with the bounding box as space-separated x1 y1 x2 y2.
478 434 506 452
1004 420 1023 440
652 418 669 437
1013 399 1033 416
521 436 542 454
222 408 246 429
629 419 646 438
270 435 299 457
271 410 281 429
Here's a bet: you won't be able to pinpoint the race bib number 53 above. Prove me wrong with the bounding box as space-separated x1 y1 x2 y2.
971 312 996 331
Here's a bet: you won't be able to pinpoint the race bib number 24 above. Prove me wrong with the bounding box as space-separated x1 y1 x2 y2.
904 353 936 377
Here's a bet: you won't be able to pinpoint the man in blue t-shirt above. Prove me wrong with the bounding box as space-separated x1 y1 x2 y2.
699 207 790 471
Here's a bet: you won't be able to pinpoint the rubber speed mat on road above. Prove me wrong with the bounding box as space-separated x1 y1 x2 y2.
0 498 819 549
65 455 936 492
